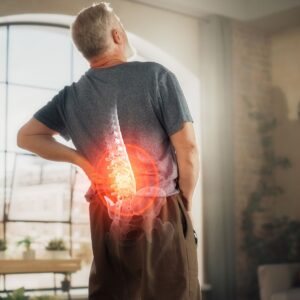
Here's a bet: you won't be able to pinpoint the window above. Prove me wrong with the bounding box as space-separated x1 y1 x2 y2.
0 22 93 292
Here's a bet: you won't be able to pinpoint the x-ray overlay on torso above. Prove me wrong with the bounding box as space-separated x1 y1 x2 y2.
92 101 174 246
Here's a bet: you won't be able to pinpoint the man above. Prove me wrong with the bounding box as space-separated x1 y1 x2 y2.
17 2 201 299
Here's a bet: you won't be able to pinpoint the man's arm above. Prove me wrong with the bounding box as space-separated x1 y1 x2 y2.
170 121 200 212
17 117 94 177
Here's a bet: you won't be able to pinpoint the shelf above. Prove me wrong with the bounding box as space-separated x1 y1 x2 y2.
0 258 81 274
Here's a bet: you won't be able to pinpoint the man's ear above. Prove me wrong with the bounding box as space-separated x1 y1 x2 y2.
111 28 122 44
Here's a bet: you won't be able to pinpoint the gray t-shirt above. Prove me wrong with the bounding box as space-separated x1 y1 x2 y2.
33 61 194 198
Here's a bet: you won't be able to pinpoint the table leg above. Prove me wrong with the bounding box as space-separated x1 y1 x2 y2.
53 273 57 295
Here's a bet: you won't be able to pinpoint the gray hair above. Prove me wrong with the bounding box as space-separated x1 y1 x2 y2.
71 2 120 60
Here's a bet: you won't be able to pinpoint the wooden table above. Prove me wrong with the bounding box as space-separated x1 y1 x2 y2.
0 259 81 298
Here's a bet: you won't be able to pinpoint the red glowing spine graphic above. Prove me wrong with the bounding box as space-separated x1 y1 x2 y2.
102 105 137 216
105 122 136 201
91 104 170 242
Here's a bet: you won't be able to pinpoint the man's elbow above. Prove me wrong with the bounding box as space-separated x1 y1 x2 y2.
17 129 29 149
176 143 199 162
178 142 199 155
188 142 199 152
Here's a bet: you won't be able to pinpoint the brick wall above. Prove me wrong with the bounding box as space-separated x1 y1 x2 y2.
231 21 272 300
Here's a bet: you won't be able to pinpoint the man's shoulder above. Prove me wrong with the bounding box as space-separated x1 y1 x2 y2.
137 61 170 74
71 61 171 87
133 61 172 85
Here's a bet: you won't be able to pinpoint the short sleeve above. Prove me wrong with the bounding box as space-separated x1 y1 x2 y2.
157 70 194 136
33 87 71 141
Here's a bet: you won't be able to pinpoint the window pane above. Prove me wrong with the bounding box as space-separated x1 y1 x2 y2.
6 85 73 222
7 84 58 152
5 222 70 290
0 83 5 222
8 154 71 222
5 273 59 290
7 222 70 252
0 26 7 82
8 25 71 89
0 83 5 151
72 168 90 223
72 45 89 82
71 223 92 287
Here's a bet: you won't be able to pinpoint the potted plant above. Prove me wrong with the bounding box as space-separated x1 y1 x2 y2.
0 239 7 259
17 236 35 260
2 287 29 300
61 273 71 292
45 238 69 259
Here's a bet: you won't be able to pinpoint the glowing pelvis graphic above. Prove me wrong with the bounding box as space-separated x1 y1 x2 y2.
97 104 167 243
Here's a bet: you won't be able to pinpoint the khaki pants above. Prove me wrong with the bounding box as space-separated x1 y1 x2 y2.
87 190 201 300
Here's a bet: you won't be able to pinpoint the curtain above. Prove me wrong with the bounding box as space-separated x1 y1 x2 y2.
199 15 236 300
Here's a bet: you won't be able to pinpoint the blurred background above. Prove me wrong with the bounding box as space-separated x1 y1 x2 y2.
1 0 300 299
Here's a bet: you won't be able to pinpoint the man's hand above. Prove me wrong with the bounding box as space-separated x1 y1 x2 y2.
179 190 195 225
73 155 107 190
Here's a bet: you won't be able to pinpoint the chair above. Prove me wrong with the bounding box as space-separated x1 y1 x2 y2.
258 263 300 300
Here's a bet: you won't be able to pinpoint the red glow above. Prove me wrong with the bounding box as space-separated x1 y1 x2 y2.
94 144 160 218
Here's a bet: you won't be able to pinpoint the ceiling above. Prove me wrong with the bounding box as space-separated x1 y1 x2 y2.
127 0 300 32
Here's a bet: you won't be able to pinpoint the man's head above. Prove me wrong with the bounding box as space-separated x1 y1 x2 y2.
71 2 135 63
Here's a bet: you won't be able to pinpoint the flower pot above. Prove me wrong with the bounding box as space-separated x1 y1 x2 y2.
47 250 70 259
61 278 71 292
0 251 6 259
23 249 35 260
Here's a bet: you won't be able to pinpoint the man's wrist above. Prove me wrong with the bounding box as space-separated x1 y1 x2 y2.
72 151 87 168
178 190 191 210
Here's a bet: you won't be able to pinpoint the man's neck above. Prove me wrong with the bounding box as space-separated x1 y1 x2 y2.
89 55 126 69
